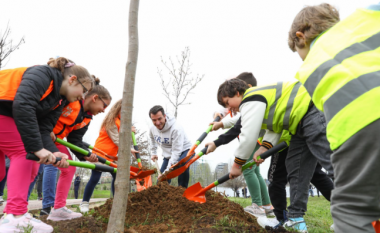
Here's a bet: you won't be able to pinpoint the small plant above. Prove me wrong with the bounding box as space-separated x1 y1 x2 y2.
142 213 150 225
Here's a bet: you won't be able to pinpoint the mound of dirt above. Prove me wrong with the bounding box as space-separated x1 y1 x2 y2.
92 182 294 232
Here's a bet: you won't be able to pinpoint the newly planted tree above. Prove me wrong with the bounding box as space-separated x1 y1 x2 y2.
106 0 139 232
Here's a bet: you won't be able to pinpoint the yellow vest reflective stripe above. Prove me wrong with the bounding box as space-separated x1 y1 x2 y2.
296 8 380 150
242 81 310 135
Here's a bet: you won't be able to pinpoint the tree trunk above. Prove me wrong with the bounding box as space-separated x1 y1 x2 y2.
106 0 139 232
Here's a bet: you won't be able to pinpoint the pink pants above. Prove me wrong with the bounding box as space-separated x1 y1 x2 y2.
0 115 39 215
54 144 76 209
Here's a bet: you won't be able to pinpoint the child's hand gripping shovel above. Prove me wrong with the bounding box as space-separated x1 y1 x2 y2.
58 139 155 179
183 142 288 203
131 132 142 169
171 116 221 170
57 138 118 168
158 146 208 182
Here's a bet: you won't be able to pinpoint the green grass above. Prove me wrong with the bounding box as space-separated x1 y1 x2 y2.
229 196 333 233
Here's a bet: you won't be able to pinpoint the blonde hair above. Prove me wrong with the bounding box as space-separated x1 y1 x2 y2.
86 75 112 100
288 3 340 52
47 57 94 90
101 99 122 131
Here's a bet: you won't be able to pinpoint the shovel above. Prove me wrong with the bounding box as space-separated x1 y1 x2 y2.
57 138 118 168
183 142 288 203
82 141 118 161
56 139 156 179
171 116 221 169
131 132 142 169
158 146 208 182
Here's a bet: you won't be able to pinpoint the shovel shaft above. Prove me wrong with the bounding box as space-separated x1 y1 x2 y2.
187 116 221 156
26 153 117 173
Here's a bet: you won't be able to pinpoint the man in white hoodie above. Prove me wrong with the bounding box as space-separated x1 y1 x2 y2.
149 105 193 188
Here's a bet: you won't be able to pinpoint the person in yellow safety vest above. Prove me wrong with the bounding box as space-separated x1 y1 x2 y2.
288 3 380 233
216 79 334 232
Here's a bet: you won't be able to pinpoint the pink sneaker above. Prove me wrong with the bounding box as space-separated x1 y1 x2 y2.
0 213 53 233
47 207 82 221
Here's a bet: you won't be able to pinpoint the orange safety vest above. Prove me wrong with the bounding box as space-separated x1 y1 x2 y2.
53 101 92 140
0 67 54 102
94 117 120 161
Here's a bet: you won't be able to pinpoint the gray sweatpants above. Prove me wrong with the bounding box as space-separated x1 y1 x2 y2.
331 119 380 233
286 105 334 218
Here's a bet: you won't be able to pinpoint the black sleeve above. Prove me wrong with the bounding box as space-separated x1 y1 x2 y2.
38 104 65 153
214 117 242 147
67 122 90 161
13 66 59 153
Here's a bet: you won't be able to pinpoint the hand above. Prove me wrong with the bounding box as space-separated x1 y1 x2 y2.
151 155 158 162
253 146 268 166
132 126 136 133
213 112 224 121
52 152 69 168
34 148 56 164
229 162 242 179
131 148 139 158
85 153 98 163
210 122 223 131
205 142 217 154
50 132 56 141
158 173 162 180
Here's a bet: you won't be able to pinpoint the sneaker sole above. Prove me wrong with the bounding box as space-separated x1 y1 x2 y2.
244 210 266 218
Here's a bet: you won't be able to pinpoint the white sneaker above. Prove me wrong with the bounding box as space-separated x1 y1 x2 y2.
0 213 53 233
47 207 82 221
330 223 334 231
79 202 89 213
0 196 3 206
257 216 280 228
244 203 266 218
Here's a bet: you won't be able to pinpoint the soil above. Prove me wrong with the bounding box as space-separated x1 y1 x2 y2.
41 182 295 232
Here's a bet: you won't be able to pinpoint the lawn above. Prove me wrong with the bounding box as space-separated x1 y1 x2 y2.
229 196 334 233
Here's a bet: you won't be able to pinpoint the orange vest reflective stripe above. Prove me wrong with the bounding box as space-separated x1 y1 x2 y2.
94 117 120 161
0 67 54 101
53 101 81 137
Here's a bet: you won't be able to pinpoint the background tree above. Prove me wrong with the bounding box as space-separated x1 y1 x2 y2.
158 47 204 118
107 0 139 232
0 23 25 70
225 175 246 197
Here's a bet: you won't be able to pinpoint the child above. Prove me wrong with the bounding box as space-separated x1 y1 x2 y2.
0 57 93 232
79 99 137 213
289 3 380 232
41 76 112 221
210 72 275 220
216 79 334 232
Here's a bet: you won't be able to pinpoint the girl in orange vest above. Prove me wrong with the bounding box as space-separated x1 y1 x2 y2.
79 99 137 213
41 77 112 221
0 57 93 233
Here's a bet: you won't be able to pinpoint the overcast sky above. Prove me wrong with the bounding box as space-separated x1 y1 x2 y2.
1 0 375 179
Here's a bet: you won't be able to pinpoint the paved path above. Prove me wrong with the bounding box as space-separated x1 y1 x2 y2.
0 198 108 214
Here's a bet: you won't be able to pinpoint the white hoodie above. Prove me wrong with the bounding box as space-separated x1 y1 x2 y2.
149 114 192 170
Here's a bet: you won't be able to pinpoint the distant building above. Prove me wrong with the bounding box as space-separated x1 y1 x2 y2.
215 163 228 179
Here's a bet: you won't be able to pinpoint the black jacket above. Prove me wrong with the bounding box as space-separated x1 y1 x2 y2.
0 66 66 154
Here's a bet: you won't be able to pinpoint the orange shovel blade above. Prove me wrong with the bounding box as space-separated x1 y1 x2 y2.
129 166 156 180
159 166 188 182
183 182 206 203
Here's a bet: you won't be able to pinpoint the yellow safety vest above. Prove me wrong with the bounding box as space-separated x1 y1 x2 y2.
295 8 380 150
242 81 311 135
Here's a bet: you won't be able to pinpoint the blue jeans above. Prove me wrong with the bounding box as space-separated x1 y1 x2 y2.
42 165 58 209
0 167 9 196
82 169 116 202
27 164 44 200
160 149 193 188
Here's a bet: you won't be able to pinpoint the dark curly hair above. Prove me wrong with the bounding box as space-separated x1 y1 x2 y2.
217 79 248 107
